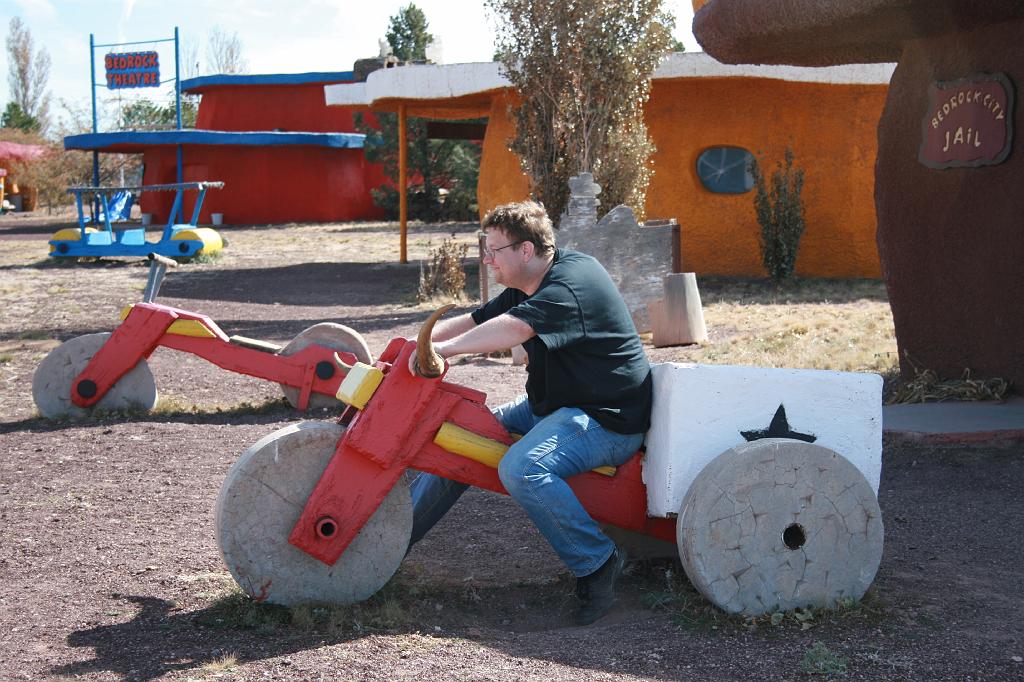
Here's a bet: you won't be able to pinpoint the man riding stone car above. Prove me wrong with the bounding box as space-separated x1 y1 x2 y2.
408 200 652 625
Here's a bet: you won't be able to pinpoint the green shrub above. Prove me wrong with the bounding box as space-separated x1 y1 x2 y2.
356 112 481 222
801 641 848 677
751 148 806 282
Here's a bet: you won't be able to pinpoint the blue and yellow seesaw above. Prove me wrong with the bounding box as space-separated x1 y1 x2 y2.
49 181 225 259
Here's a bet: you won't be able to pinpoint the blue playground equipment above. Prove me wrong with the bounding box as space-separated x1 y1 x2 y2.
83 189 134 223
50 29 227 260
49 181 225 258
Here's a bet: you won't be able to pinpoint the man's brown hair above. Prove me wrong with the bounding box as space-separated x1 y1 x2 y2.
481 200 555 255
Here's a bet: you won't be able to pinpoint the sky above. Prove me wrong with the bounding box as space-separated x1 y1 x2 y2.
0 0 700 132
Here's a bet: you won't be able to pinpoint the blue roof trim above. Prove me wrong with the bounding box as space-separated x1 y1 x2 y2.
181 71 356 92
64 130 366 151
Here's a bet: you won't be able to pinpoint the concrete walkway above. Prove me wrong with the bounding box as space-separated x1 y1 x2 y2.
883 396 1024 444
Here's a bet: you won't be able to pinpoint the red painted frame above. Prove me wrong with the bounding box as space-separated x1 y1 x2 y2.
289 337 676 566
74 304 675 560
70 302 361 410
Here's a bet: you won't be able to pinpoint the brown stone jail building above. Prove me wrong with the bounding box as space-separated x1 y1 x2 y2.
694 0 1024 389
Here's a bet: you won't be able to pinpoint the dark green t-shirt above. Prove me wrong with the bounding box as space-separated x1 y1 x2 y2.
471 249 652 434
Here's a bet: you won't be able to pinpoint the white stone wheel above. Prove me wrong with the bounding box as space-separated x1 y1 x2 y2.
216 421 412 606
676 438 883 616
32 332 158 419
277 323 373 410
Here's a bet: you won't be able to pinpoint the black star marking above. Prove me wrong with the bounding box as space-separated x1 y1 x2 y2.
740 404 816 443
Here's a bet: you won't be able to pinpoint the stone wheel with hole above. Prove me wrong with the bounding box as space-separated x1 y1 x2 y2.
676 438 883 616
277 323 373 410
216 421 412 606
32 332 158 419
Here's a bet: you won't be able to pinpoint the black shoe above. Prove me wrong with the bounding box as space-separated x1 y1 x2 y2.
575 548 626 626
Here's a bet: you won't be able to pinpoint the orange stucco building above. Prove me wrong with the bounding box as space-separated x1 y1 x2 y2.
643 75 888 277
329 53 893 278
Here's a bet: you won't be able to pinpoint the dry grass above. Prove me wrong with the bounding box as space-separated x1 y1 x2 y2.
201 652 239 673
886 367 1010 404
0 216 899 409
646 277 897 376
418 237 470 302
216 220 479 265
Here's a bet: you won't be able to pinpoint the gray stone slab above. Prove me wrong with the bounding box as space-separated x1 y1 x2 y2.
883 398 1024 435
556 174 676 332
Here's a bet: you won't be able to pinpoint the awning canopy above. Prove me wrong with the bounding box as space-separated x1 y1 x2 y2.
64 129 365 154
324 62 508 119
182 71 357 94
0 140 46 162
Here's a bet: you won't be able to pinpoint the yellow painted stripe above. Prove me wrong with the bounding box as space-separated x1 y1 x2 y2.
433 422 616 476
119 306 215 338
166 319 217 338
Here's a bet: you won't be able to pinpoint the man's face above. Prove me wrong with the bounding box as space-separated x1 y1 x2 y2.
482 227 524 287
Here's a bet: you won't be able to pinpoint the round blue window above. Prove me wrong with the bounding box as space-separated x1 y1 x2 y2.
696 146 755 194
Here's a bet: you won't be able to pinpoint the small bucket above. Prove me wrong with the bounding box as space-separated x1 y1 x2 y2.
211 213 224 226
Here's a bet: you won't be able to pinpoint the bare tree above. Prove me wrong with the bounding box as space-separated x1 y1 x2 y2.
206 26 248 75
180 38 201 80
486 0 673 221
5 17 51 135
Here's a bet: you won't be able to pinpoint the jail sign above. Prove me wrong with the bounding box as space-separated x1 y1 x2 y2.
919 72 1014 169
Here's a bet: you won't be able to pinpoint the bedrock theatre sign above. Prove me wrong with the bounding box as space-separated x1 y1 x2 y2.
105 51 160 89
919 73 1014 169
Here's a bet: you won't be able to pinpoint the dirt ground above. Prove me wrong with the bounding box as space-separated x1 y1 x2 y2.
0 213 1021 681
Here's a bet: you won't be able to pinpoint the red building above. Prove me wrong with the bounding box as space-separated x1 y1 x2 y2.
64 71 388 225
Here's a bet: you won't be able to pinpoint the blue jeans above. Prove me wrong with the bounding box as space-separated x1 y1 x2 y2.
409 394 644 577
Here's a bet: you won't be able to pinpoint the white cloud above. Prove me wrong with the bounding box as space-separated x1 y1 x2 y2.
116 0 137 44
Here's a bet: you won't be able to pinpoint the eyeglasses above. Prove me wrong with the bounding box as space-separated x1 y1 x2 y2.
482 240 523 259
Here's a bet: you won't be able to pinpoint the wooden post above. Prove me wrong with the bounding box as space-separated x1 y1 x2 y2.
478 232 489 302
398 104 408 264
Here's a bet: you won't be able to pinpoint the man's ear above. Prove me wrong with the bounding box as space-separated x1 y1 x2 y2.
520 240 535 260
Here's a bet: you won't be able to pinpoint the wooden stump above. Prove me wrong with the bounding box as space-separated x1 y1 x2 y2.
648 273 708 347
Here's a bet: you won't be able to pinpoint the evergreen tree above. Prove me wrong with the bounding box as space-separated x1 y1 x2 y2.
355 112 480 221
386 4 433 61
120 99 197 130
1 101 39 132
358 5 480 221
